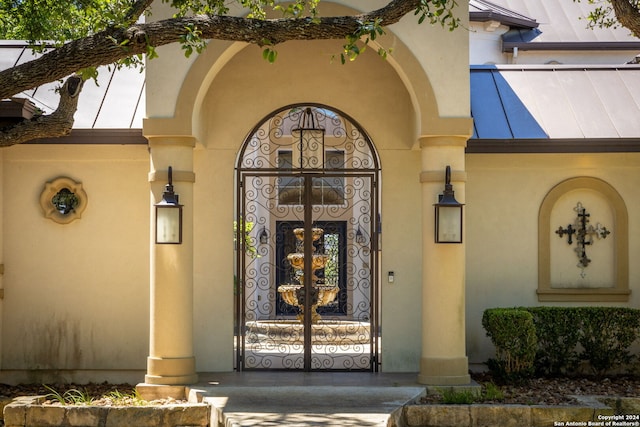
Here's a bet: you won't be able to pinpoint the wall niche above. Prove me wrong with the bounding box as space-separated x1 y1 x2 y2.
40 177 88 224
538 177 629 302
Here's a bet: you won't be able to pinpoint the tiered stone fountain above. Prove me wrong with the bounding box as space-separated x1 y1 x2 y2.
277 227 339 323
245 227 369 362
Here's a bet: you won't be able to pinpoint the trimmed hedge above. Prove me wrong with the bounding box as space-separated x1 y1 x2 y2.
526 307 581 376
482 307 640 378
576 307 640 376
482 308 537 381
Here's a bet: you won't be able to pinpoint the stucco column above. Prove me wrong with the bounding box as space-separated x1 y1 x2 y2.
418 134 470 385
144 135 198 385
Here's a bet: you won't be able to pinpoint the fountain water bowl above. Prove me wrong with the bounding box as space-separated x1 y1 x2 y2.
294 227 324 242
287 253 329 275
278 284 339 323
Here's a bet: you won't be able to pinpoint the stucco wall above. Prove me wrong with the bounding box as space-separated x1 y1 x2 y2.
0 145 149 383
145 0 470 122
143 0 471 374
189 40 424 372
465 153 640 365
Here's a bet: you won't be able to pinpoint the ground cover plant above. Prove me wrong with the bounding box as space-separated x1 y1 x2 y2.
0 383 186 407
42 385 153 406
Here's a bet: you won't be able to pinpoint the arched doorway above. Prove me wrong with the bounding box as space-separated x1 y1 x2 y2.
235 104 381 371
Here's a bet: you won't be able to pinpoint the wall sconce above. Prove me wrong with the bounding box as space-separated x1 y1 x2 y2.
259 227 269 245
355 227 366 244
155 166 183 244
434 165 464 244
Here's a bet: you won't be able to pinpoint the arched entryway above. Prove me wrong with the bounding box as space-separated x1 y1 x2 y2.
235 103 381 371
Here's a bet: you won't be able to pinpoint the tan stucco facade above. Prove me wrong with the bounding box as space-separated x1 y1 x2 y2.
2 0 639 387
0 145 150 383
143 0 472 384
465 153 640 363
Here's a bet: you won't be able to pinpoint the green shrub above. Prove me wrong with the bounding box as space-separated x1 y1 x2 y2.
482 307 640 379
525 307 581 376
482 308 537 381
576 307 640 377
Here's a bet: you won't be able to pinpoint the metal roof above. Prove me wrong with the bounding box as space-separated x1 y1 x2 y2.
470 65 640 143
469 0 538 29
484 0 639 43
0 41 145 129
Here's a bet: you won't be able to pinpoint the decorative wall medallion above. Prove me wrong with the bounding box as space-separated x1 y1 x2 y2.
555 202 610 277
40 177 88 224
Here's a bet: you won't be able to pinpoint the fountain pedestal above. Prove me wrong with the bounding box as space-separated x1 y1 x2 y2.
277 227 338 323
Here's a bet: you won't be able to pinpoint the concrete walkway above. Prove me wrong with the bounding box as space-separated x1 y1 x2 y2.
192 372 426 426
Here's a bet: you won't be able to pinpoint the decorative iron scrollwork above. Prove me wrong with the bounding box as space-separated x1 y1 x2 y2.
555 202 610 276
237 104 380 371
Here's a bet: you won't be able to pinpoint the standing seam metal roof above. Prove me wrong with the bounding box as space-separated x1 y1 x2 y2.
470 65 640 141
0 41 145 129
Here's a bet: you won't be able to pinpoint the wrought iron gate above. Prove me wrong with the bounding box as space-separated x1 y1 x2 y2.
235 104 380 371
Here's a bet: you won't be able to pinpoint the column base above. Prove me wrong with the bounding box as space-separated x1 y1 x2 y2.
144 356 198 385
135 384 188 401
418 356 470 385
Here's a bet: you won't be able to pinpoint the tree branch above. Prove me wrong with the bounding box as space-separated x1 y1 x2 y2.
610 0 640 37
0 76 84 147
0 0 420 100
124 0 156 26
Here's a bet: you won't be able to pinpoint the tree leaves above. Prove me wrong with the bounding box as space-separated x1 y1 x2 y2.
179 23 207 57
574 0 640 38
0 0 462 144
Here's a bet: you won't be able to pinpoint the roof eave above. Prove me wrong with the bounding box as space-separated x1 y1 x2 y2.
467 138 640 153
24 129 147 145
470 11 539 29
503 41 640 52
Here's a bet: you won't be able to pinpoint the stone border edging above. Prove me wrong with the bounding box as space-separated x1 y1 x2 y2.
3 396 211 427
399 397 634 427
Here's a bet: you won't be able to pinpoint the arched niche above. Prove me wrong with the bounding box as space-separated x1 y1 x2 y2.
538 177 629 302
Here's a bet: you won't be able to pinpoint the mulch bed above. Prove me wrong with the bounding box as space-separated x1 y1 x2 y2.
0 374 639 407
420 372 640 406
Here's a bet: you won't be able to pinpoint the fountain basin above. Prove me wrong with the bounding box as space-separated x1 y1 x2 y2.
278 284 338 307
287 253 328 271
245 320 371 345
278 284 339 323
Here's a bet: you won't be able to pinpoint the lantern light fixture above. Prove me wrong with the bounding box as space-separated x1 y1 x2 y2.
291 107 325 169
355 226 366 244
155 166 183 244
259 227 269 245
434 165 464 244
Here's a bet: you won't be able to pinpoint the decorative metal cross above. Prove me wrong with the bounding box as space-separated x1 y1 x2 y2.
555 202 611 277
